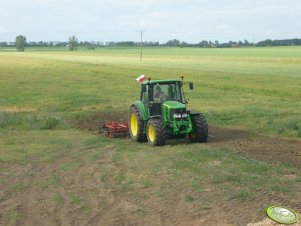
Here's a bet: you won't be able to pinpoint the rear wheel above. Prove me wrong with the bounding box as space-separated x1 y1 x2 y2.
129 106 146 142
147 118 166 146
189 114 208 143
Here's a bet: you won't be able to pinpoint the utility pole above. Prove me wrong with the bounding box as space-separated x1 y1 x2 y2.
138 29 146 61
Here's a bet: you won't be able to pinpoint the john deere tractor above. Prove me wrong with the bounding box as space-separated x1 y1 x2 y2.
129 77 208 146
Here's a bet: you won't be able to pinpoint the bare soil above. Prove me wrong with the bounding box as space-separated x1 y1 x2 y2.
1 115 301 226
76 111 128 131
209 126 301 170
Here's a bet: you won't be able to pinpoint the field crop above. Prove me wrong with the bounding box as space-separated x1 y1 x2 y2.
0 46 300 225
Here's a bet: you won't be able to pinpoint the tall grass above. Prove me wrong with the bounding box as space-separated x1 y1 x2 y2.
0 112 67 130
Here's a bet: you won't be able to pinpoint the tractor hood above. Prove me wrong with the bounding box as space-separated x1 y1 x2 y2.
163 101 186 109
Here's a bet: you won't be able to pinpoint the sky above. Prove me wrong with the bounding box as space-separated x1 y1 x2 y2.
0 0 301 43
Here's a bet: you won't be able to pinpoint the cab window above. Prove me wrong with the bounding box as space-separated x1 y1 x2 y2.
141 85 148 102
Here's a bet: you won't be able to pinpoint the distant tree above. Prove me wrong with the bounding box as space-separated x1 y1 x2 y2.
38 41 45 47
15 35 26 51
228 40 234 45
0 42 8 47
68 36 78 51
198 40 208 47
292 38 300 45
166 39 180 46
180 41 188 47
257 39 273 47
48 41 54 47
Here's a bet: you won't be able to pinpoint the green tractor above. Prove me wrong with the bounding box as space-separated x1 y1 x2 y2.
129 77 208 146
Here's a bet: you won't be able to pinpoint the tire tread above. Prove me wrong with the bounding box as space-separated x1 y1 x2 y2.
129 106 147 142
189 114 208 143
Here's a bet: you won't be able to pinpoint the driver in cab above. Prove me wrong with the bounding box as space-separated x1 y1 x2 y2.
154 86 167 102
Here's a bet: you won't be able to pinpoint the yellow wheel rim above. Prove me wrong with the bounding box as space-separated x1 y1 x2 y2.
148 124 155 142
130 113 138 136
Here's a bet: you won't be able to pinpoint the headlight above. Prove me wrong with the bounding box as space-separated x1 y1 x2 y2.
173 114 182 118
173 113 188 118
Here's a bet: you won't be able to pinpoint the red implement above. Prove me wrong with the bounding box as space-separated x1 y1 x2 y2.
99 122 129 138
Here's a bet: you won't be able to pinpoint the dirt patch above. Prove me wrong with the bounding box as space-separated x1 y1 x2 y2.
75 111 128 131
209 126 301 170
247 218 300 226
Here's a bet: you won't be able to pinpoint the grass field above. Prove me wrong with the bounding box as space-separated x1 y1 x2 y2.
1 46 301 136
0 46 301 225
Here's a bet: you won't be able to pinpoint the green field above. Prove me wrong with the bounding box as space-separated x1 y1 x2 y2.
0 46 301 225
1 46 301 136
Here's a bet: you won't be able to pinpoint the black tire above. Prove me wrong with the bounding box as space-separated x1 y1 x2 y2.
189 114 208 143
129 106 147 142
146 118 166 146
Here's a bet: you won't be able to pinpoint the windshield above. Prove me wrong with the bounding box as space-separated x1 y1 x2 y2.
153 83 183 103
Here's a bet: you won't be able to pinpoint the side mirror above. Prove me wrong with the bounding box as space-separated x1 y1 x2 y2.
189 82 194 90
142 85 147 92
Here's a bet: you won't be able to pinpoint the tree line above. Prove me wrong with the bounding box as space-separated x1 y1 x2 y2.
257 38 301 46
160 38 301 47
2 35 301 51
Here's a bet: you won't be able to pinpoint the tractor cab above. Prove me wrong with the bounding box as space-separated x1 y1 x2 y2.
141 80 185 116
129 77 208 146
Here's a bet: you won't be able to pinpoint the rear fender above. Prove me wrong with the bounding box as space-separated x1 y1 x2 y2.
131 101 148 121
131 101 148 132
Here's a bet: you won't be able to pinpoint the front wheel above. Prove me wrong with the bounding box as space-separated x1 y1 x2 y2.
146 118 166 146
189 114 208 143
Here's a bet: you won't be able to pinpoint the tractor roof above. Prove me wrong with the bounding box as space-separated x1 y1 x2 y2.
142 79 181 85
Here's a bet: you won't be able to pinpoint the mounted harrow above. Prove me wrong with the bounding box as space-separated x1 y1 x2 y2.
99 121 129 138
